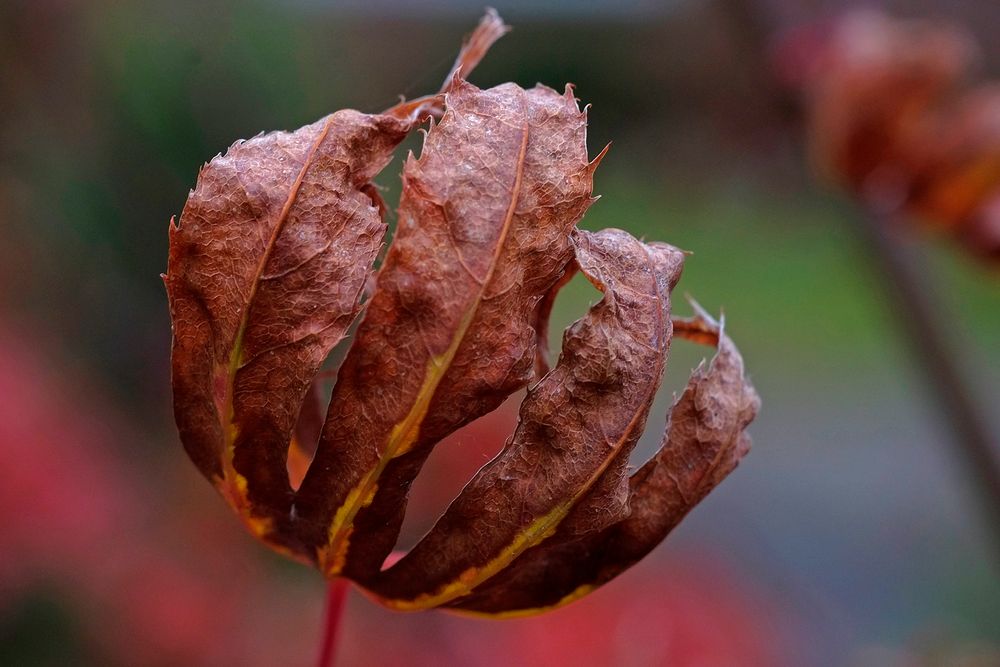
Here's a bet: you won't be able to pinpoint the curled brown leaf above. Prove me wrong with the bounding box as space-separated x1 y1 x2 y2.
292 77 603 578
363 228 685 609
446 305 758 616
166 11 508 556
167 9 759 613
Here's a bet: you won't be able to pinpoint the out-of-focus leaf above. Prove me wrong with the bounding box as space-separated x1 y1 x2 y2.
784 9 1000 259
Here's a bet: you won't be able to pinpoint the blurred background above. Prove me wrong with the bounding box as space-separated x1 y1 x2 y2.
1 0 999 665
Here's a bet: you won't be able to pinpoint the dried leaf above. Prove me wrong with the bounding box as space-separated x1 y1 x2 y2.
445 307 759 616
167 9 759 614
166 11 508 555
362 228 684 609
291 76 604 578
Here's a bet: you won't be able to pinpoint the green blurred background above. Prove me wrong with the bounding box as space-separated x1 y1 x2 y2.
1 1 998 665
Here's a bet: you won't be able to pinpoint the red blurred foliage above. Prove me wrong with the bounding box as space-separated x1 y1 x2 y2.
779 9 1000 259
0 324 133 585
397 396 515 548
0 320 316 666
338 549 794 667
337 399 795 666
0 319 792 665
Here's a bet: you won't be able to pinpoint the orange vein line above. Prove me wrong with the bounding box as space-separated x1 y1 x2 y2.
220 117 335 498
379 239 669 609
320 113 531 570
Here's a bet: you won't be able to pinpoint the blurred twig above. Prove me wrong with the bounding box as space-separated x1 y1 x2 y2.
717 0 1000 562
858 202 1000 558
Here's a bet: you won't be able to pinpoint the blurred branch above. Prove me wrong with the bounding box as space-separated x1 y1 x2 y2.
858 203 1000 558
717 0 1000 562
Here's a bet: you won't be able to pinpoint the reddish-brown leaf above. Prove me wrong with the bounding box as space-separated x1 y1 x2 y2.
167 9 760 614
446 307 759 616
292 77 604 577
165 11 508 555
362 228 685 608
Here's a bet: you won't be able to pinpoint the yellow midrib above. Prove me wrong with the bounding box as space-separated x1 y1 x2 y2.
377 243 668 610
445 583 595 620
320 118 532 574
216 116 336 524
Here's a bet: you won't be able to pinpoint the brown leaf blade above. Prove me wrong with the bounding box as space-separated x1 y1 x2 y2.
445 309 759 616
166 111 412 551
292 79 603 577
167 9 760 614
362 228 685 609
166 12 508 555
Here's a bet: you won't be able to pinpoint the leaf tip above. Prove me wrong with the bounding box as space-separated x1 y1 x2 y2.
684 295 716 323
588 143 611 173
562 82 579 106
